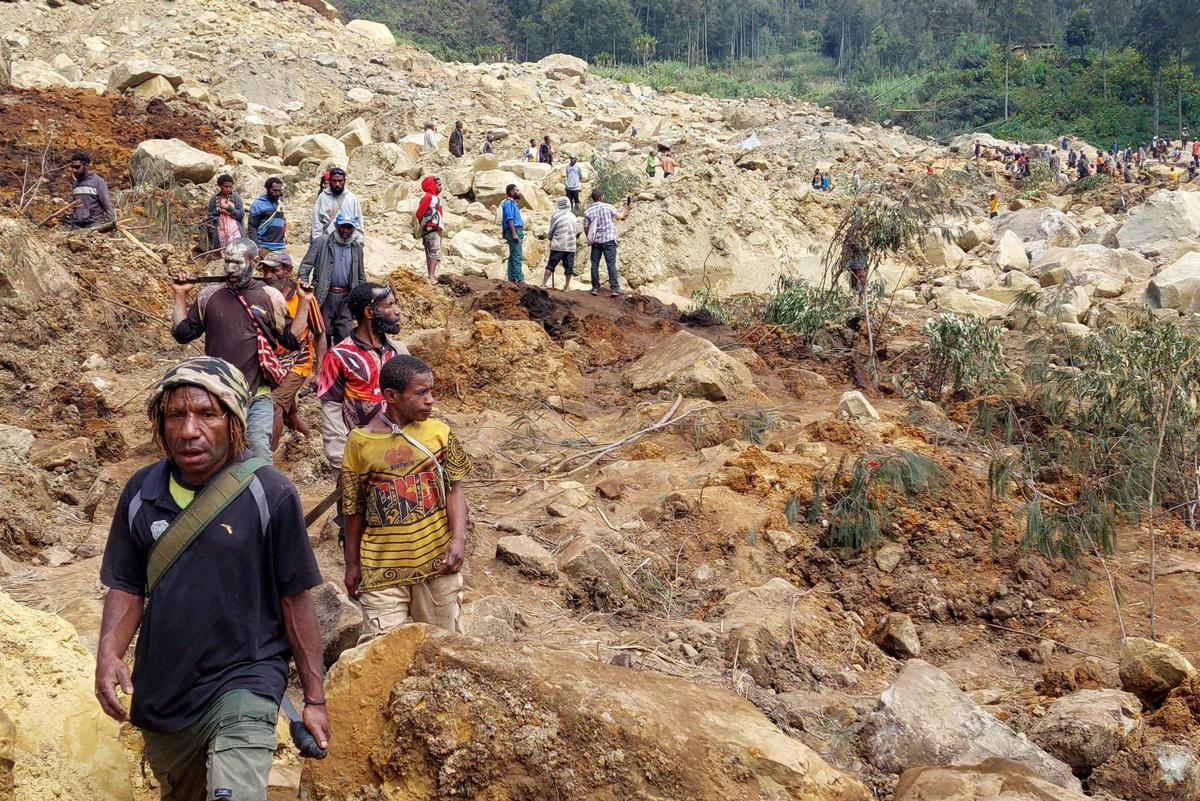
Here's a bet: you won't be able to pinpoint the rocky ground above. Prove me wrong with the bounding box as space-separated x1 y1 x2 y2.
3 0 1200 800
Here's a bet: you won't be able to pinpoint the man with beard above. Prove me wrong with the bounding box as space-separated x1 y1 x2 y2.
316 282 409 539
309 168 363 241
259 252 325 448
247 177 287 254
65 151 115 229
172 239 311 459
299 212 365 346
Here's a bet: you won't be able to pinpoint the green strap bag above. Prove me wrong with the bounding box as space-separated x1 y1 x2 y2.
145 457 271 594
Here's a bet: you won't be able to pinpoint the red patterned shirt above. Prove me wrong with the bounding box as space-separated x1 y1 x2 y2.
316 335 406 429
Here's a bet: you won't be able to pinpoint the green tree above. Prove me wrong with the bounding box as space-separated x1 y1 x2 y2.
1063 9 1095 60
633 33 658 65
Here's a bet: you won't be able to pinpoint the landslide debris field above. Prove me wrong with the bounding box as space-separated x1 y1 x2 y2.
3 1 1200 800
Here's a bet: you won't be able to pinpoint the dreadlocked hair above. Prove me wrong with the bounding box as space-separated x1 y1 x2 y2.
150 386 249 458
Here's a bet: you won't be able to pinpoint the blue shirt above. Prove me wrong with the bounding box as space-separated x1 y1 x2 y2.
330 239 353 288
501 198 523 233
248 195 286 251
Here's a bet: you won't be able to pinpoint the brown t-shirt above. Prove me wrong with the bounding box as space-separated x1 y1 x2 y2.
172 280 295 393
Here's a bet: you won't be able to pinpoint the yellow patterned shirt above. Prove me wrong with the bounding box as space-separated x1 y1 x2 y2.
340 419 472 591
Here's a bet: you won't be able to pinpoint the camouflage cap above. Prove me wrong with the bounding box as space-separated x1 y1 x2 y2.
146 357 251 426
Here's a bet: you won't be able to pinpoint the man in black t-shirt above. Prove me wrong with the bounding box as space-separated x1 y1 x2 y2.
96 357 328 801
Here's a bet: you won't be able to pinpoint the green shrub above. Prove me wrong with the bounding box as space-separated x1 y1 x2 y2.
809 451 946 551
763 277 858 344
902 313 1007 400
825 86 876 123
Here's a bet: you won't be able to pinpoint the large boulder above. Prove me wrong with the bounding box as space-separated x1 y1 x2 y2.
106 58 183 92
921 232 966 271
130 74 176 100
335 117 372 155
1091 742 1200 801
282 134 347 167
625 329 755 401
0 591 132 799
347 142 418 180
0 219 76 310
10 59 72 89
1116 189 1200 255
994 229 1030 272
954 219 995 252
1029 689 1141 771
345 19 396 47
1033 245 1153 292
556 536 638 609
130 138 223 185
0 425 34 465
896 759 1092 801
994 208 1081 247
1119 636 1196 706
303 624 871 800
934 288 1008 318
874 612 921 659
726 107 770 130
471 169 537 209
538 53 588 80
1147 252 1200 315
447 230 505 262
861 660 1082 792
311 582 362 668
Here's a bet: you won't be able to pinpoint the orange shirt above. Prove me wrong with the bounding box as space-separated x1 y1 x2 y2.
278 290 323 377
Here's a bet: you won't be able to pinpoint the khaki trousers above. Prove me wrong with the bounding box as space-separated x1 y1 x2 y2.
357 572 463 643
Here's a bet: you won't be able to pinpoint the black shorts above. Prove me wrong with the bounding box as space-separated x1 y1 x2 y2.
566 189 580 205
547 251 575 275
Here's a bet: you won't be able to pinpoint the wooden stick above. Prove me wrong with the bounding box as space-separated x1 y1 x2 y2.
980 621 1117 663
37 202 76 227
117 225 161 261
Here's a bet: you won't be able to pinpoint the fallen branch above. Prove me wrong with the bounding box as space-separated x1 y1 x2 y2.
549 396 693 476
980 621 1117 663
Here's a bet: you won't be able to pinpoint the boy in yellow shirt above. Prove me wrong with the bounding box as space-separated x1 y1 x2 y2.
340 355 472 638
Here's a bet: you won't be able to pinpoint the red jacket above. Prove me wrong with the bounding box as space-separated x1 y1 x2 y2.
415 176 443 232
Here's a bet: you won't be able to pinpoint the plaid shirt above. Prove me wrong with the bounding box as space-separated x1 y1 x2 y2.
583 202 621 244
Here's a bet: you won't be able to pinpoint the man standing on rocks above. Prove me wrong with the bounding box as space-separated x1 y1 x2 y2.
448 121 465 158
564 154 583 213
542 196 577 291
310 168 362 242
583 188 627 297
416 176 445 282
172 239 311 459
316 282 408 541
341 354 472 637
65 151 114 229
95 357 328 801
501 183 525 283
259 251 325 449
299 213 366 346
422 122 438 153
538 135 553 165
247 177 287 254
482 133 495 155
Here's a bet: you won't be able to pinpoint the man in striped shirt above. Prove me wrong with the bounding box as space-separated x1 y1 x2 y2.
582 188 628 297
340 355 472 637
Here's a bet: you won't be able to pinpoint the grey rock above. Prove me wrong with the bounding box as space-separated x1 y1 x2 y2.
861 659 1082 791
1030 689 1142 770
